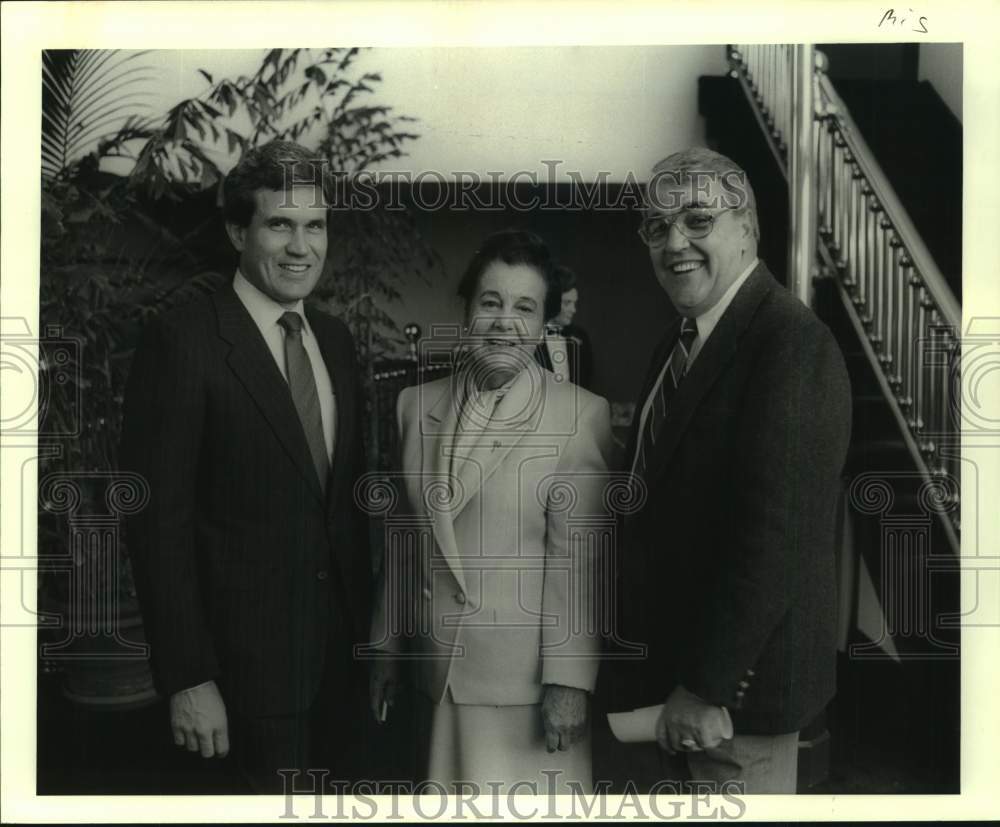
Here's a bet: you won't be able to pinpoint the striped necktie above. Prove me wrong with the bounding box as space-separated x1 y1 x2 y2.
634 317 698 480
278 311 330 493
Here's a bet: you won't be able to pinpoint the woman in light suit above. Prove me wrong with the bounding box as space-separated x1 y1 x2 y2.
369 230 613 793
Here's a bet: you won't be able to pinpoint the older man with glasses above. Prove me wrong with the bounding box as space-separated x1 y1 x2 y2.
598 147 852 794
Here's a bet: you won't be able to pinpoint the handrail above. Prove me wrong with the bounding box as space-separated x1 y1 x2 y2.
727 44 961 551
815 70 960 328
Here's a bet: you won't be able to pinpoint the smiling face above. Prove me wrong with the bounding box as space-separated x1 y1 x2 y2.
226 185 328 307
646 174 755 318
464 261 548 389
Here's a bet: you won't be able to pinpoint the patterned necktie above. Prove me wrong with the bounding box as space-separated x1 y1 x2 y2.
278 311 330 492
634 317 698 480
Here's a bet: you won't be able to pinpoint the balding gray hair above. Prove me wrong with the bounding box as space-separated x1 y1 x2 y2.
649 147 760 241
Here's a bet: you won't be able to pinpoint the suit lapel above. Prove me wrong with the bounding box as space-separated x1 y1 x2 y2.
643 262 775 485
418 363 545 593
307 306 352 510
421 380 467 593
534 340 553 373
213 288 325 505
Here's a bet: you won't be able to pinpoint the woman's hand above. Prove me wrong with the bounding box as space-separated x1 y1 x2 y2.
541 684 589 752
369 658 399 725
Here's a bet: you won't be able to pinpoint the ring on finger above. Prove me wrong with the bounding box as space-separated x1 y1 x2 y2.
680 738 699 750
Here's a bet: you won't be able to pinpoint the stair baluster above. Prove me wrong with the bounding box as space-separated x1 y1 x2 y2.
727 43 960 552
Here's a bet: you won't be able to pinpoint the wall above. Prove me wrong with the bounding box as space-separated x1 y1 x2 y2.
136 46 726 181
918 43 963 122
366 45 726 182
362 46 725 406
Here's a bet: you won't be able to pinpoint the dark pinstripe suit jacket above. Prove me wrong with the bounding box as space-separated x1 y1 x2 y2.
121 286 371 717
604 262 852 735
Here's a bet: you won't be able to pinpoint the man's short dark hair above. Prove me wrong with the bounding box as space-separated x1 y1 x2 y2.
457 229 561 321
222 140 326 227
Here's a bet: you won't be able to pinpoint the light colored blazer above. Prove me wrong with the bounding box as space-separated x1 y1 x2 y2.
372 360 613 706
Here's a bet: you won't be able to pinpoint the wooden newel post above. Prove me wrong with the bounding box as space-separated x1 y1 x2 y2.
788 44 817 307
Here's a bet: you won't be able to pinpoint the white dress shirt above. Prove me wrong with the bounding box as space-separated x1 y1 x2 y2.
232 270 337 461
630 258 758 477
686 257 759 367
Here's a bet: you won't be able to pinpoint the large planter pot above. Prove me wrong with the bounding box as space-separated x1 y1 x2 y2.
40 589 159 712
38 472 158 711
58 600 159 711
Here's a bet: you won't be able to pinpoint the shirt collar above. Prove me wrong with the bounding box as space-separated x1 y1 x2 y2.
693 257 758 344
232 270 311 336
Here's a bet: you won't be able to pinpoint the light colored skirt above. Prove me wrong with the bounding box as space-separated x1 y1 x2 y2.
424 696 592 795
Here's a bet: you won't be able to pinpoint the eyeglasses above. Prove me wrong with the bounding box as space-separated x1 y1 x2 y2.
638 210 719 246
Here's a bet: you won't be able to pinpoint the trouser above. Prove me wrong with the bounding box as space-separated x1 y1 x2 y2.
683 731 799 794
221 620 370 794
226 705 312 794
592 710 799 795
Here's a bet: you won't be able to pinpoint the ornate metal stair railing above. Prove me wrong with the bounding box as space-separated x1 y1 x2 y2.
370 324 454 472
727 44 961 552
737 44 795 162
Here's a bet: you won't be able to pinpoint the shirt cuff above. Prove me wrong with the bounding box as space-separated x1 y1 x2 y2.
176 679 214 695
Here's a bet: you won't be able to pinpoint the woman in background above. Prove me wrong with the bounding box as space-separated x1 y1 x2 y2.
369 229 613 794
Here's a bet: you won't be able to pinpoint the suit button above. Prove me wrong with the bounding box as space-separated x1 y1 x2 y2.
746 668 755 676
422 587 433 600
317 571 329 581
739 680 750 689
454 592 466 605
736 690 746 699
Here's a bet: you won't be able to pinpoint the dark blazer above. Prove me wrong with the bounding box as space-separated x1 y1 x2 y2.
534 323 594 389
607 262 851 735
121 286 371 718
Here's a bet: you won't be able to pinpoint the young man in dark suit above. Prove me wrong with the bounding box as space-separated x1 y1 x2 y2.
600 148 851 793
122 141 371 793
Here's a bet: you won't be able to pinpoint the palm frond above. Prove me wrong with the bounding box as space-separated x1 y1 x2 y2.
42 49 154 180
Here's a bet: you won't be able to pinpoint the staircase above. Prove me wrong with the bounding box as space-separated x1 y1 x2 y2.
700 44 961 792
829 78 962 301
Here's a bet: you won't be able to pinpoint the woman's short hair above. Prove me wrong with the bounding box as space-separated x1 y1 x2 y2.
223 141 326 228
457 230 561 321
553 264 577 296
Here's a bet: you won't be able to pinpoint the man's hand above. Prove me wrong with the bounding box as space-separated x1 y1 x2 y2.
169 680 228 758
369 658 399 725
656 685 731 754
541 684 589 753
